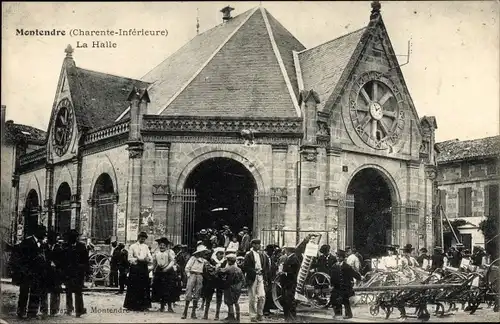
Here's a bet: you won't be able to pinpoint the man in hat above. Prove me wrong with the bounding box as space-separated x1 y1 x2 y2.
16 224 47 319
242 238 270 322
330 249 362 319
263 244 279 316
114 242 129 294
240 227 251 254
182 244 209 319
416 248 430 270
40 231 64 317
430 246 445 272
109 240 119 288
124 231 152 311
63 229 89 317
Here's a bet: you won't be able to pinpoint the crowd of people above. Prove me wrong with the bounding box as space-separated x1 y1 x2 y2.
10 222 493 322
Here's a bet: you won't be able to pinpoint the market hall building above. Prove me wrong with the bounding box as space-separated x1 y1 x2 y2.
11 3 438 254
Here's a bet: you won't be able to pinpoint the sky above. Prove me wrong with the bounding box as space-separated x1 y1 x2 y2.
2 1 499 143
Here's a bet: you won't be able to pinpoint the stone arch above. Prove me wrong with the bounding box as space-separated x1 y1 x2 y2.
88 156 119 201
23 189 40 237
22 174 42 210
173 148 270 195
53 165 74 198
342 163 401 204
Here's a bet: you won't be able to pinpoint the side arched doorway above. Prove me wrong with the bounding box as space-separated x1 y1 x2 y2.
345 168 397 257
55 182 72 236
183 157 257 247
91 173 115 244
23 190 40 238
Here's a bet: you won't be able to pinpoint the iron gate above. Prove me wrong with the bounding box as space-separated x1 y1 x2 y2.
55 201 72 236
93 194 115 243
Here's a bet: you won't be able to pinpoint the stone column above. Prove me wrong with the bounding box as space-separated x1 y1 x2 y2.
425 165 437 249
324 145 342 249
404 160 421 247
44 165 54 230
70 194 80 230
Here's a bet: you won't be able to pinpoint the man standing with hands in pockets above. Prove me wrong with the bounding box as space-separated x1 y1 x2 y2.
243 239 270 322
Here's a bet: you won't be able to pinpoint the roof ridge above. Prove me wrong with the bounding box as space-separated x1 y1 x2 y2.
260 7 301 117
297 26 367 55
156 7 260 115
76 67 148 84
437 135 500 144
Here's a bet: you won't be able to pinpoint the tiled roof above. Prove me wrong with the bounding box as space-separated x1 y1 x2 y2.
142 7 304 118
4 121 46 144
436 135 500 163
68 67 150 129
297 27 366 111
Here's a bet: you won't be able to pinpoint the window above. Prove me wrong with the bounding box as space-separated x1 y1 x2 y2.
487 162 497 175
484 184 499 217
458 187 472 217
461 163 469 178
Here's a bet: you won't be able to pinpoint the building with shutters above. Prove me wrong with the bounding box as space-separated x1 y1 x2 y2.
9 2 439 255
435 135 500 251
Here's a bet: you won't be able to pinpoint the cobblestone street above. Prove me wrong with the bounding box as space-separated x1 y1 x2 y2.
1 284 498 323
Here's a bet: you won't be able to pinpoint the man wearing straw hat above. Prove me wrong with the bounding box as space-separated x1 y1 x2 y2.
181 244 209 319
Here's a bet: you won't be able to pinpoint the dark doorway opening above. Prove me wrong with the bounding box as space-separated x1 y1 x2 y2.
24 190 40 238
184 157 256 241
92 173 115 243
55 182 72 236
347 168 393 258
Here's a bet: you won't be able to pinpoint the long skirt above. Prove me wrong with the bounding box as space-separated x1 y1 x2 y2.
151 270 177 304
123 262 151 311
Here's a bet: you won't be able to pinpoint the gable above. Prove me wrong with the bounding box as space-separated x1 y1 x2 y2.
162 8 301 118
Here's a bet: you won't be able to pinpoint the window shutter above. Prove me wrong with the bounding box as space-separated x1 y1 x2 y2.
440 190 447 212
465 187 472 216
459 188 466 217
484 185 490 217
490 184 499 217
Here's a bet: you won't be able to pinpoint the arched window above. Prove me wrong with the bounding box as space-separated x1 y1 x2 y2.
24 190 40 237
55 182 72 236
92 173 115 243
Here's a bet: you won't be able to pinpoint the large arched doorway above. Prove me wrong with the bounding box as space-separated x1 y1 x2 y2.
346 168 396 257
92 173 115 244
23 190 40 238
183 157 257 246
55 182 72 236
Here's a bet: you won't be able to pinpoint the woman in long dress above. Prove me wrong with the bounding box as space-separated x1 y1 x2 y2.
151 237 177 312
123 232 152 311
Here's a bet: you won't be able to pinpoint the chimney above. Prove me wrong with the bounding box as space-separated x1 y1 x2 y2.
220 6 234 22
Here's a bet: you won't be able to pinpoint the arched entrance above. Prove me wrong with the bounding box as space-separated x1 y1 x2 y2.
55 182 72 235
183 157 257 246
23 190 40 238
346 168 397 257
92 173 115 243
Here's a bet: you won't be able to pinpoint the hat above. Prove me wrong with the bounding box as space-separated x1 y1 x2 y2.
420 248 428 253
66 229 80 239
434 246 443 251
225 248 237 254
200 229 207 235
118 242 125 248
193 244 208 255
223 225 230 230
213 247 225 254
251 239 261 245
155 237 170 245
138 231 148 239
402 244 414 253
345 246 352 251
196 240 203 246
242 226 249 231
226 253 237 261
385 245 396 252
337 250 346 258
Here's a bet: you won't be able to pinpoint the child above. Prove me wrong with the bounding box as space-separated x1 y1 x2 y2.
227 235 240 252
182 245 209 319
151 237 176 312
218 253 245 322
202 247 226 320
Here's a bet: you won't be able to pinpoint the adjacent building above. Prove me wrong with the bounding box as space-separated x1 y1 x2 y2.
435 135 499 251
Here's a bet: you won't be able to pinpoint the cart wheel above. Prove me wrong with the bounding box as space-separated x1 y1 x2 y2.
369 304 379 316
271 273 285 311
305 272 331 309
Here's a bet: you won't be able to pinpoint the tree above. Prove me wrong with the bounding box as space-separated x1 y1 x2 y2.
479 214 498 258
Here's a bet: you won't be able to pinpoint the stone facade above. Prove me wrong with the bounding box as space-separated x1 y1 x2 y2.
9 3 438 253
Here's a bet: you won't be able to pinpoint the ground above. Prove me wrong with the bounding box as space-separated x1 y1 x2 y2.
1 283 498 323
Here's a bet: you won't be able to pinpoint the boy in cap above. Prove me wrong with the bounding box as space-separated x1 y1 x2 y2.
182 244 209 319
218 253 245 322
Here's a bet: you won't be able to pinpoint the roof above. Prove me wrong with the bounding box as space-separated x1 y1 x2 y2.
68 67 150 129
297 27 366 111
436 135 500 163
141 7 305 118
4 121 46 144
